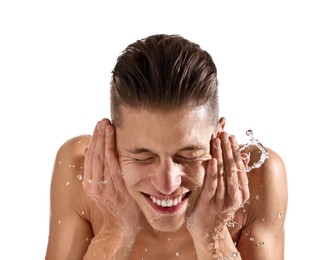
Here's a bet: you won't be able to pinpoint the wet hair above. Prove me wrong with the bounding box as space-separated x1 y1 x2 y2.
110 34 219 127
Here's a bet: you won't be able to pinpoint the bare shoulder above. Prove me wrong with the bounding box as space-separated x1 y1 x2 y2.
51 135 92 193
246 147 288 219
236 147 288 259
46 135 94 259
50 134 92 214
56 134 91 162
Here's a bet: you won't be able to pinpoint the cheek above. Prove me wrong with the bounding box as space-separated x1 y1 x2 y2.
182 162 207 187
121 163 154 186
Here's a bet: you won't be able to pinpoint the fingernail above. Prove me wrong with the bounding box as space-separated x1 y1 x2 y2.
230 136 238 146
101 120 107 129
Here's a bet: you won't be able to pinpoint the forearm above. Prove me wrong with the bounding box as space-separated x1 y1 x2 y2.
190 227 241 260
83 226 139 260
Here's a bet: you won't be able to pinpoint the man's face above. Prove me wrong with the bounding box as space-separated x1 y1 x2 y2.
116 105 217 232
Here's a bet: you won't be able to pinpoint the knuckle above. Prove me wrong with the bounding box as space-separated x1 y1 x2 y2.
93 153 104 164
90 185 104 196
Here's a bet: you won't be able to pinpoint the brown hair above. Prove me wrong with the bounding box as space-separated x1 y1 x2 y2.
110 34 219 127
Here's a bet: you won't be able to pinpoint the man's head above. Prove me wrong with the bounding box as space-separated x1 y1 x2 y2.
110 34 219 128
110 34 223 232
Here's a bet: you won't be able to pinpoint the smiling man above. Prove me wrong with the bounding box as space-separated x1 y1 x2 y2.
46 34 288 259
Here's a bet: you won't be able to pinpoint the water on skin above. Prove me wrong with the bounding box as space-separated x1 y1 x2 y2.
74 132 271 256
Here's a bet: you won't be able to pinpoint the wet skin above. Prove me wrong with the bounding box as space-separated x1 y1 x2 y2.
45 106 288 260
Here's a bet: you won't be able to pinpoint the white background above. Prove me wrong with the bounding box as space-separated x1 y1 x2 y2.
0 0 331 259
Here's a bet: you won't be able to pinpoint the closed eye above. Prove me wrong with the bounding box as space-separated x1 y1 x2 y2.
174 154 212 164
174 156 200 163
133 157 155 164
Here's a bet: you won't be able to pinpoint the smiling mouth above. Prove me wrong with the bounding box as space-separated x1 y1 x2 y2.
149 193 186 207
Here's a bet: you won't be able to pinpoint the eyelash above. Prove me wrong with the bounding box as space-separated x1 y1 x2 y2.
133 157 154 164
176 156 199 163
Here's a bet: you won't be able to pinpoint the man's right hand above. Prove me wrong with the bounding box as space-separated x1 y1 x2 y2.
82 118 142 231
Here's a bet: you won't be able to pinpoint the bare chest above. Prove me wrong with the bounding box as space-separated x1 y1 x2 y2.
88 204 247 259
128 214 245 259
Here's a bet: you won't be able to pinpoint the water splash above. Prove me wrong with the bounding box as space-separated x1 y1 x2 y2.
239 130 269 172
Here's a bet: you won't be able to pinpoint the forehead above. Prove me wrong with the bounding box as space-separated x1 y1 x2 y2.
116 106 214 150
119 105 211 129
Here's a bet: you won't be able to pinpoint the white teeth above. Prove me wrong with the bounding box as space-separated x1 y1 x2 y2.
149 194 185 207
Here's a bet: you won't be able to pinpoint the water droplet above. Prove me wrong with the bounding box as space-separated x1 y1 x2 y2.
72 164 76 168
77 175 83 181
59 161 62 165
81 211 85 216
85 237 89 241
66 181 70 186
256 241 265 246
278 212 282 218
249 237 255 241
262 218 265 222
58 220 61 225
167 237 171 241
145 248 148 252
255 195 259 200
246 129 253 136
175 252 179 256
232 251 239 257
226 218 238 228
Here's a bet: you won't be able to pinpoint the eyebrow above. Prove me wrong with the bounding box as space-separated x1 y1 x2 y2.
126 145 208 155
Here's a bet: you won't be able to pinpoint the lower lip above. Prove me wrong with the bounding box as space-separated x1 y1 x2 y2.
143 193 189 214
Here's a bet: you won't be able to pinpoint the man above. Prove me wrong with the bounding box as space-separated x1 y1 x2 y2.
46 34 287 259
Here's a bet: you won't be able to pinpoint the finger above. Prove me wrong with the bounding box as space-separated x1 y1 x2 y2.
230 135 250 202
92 119 108 182
84 121 100 182
199 158 218 202
220 132 239 198
105 122 122 182
211 137 226 202
241 153 250 168
229 135 245 171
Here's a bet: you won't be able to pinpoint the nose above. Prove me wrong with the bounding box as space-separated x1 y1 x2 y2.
150 160 182 195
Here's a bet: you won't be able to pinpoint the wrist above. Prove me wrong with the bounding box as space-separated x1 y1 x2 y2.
189 226 241 260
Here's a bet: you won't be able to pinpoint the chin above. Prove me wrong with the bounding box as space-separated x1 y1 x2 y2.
148 215 186 232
